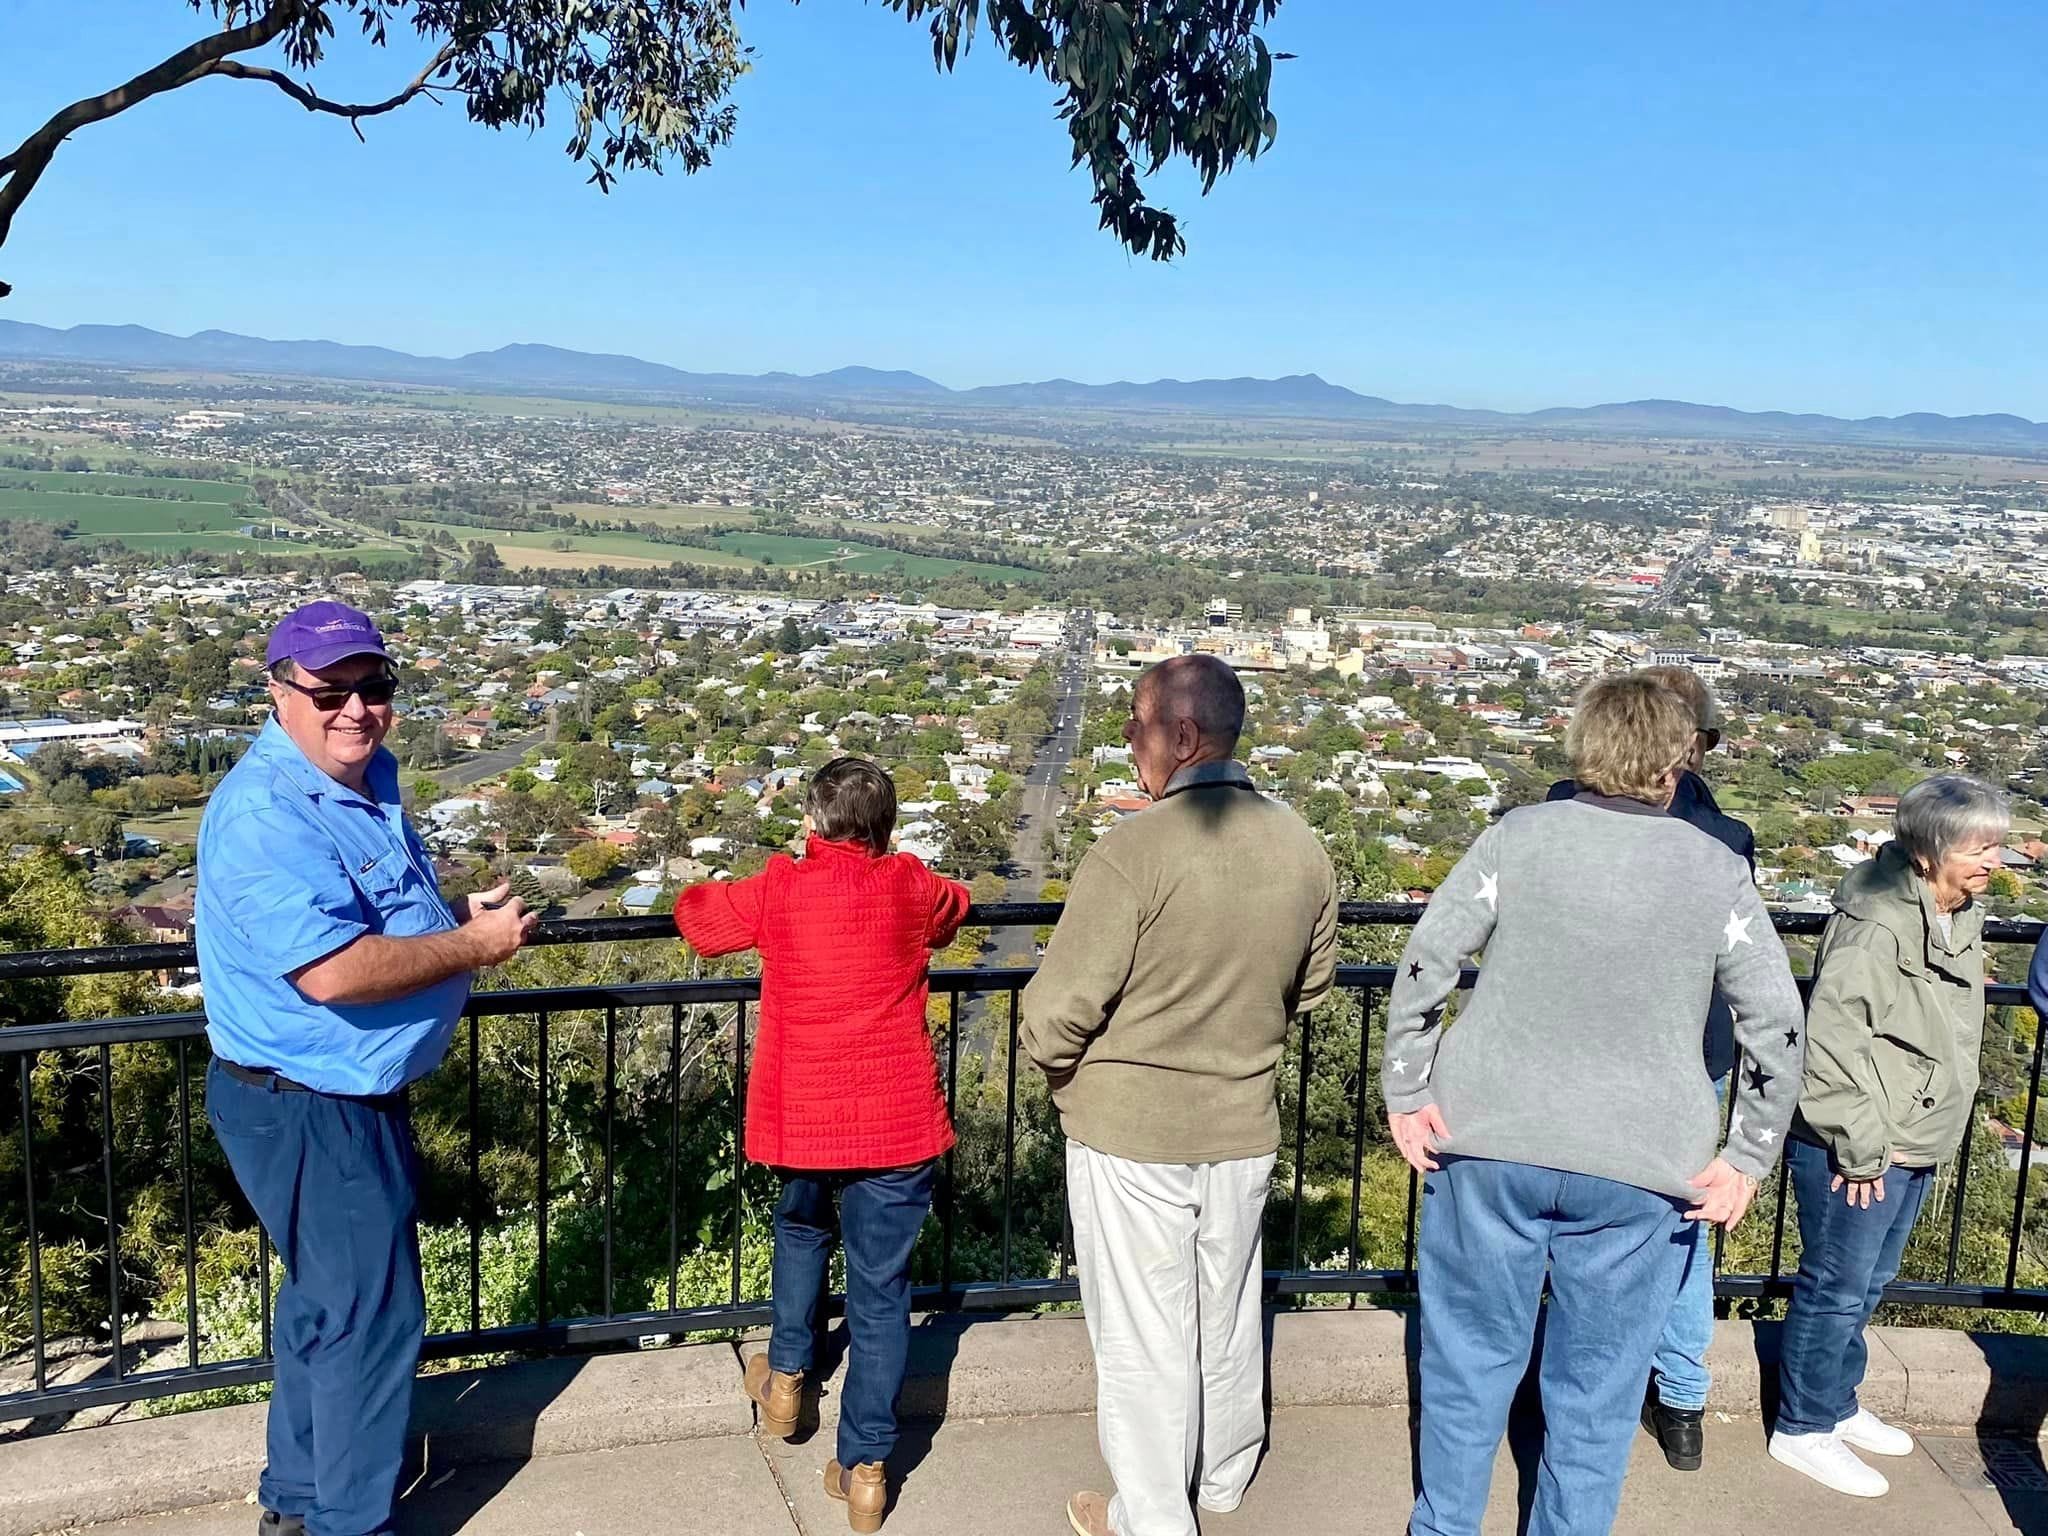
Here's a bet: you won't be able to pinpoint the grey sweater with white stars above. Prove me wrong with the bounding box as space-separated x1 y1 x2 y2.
1383 794 1806 1199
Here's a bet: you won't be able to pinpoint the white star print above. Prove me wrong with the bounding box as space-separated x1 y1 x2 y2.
1419 1059 1432 1085
1476 871 1499 912
1724 909 1753 952
1729 1110 1745 1138
1758 1127 1776 1145
1390 1057 1408 1076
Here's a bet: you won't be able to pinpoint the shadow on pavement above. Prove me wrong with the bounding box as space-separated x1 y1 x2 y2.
394 1354 583 1535
1973 1331 2048 1536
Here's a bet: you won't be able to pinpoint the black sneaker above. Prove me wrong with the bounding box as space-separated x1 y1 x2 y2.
258 1513 306 1536
1641 1386 1704 1471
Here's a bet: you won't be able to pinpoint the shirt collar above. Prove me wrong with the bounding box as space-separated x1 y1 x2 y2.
254 715 400 810
1571 788 1671 818
1161 758 1256 799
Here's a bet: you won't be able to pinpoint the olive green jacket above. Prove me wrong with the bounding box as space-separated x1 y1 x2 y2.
1793 841 1985 1179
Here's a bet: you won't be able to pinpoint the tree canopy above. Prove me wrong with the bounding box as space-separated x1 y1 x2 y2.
0 0 1286 295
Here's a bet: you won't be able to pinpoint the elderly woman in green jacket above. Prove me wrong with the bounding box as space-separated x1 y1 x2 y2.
1770 774 2008 1500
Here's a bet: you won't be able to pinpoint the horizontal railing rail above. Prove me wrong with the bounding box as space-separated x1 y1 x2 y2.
6 903 2041 981
2 909 2044 1419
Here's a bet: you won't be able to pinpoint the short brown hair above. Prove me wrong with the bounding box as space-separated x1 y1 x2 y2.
1638 664 1720 733
1566 674 1696 803
1136 653 1246 745
806 757 897 854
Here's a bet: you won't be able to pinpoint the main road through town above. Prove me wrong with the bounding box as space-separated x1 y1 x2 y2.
954 615 1094 1068
1000 616 1094 944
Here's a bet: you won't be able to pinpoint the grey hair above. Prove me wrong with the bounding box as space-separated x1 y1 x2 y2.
1893 774 2010 871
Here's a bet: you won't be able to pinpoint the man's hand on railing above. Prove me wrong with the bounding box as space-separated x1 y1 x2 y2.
1390 1105 1450 1174
1686 1156 1759 1228
461 882 540 966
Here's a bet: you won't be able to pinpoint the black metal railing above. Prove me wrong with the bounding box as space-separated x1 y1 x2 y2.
2 905 2044 1420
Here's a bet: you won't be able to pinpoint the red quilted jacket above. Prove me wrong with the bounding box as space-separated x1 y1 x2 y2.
674 836 970 1171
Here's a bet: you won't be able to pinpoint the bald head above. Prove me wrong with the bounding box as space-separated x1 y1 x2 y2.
1137 654 1247 747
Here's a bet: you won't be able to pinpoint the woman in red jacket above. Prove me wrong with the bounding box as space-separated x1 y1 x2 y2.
675 756 970 1534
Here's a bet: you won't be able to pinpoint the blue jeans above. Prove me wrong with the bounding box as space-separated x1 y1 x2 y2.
1412 1157 1689 1536
1776 1136 1932 1436
1651 1076 1728 1411
768 1161 937 1468
206 1060 425 1536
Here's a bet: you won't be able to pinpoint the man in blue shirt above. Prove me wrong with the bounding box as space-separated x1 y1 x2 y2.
197 601 536 1536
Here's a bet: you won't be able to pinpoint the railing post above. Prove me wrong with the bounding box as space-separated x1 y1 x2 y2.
1349 987 1371 1273
668 1003 683 1314
467 1011 482 1337
2006 1019 2047 1293
942 990 959 1301
99 1043 124 1381
177 1037 199 1370
602 1005 617 1318
1945 1110 1978 1288
1001 990 1019 1286
732 999 746 1308
18 1056 46 1393
1290 1010 1314 1273
536 1010 549 1331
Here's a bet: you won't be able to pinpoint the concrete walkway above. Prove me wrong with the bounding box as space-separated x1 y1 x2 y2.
14 1315 2047 1536
60 1406 2048 1536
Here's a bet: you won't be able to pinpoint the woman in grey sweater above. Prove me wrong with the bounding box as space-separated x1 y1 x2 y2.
1384 674 1805 1536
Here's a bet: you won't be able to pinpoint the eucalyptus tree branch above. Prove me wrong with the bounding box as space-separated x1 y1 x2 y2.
205 44 458 143
0 2 310 288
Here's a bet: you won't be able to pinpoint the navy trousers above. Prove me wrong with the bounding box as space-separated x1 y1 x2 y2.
207 1059 425 1536
767 1161 937 1468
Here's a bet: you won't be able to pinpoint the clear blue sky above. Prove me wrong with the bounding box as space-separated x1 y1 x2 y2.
3 2 2045 418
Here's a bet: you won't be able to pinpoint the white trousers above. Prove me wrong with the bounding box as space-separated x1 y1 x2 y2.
1067 1140 1276 1536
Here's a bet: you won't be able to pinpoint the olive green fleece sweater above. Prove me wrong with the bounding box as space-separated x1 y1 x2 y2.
1020 762 1339 1164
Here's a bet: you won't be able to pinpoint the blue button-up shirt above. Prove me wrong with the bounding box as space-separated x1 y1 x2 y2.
195 718 469 1095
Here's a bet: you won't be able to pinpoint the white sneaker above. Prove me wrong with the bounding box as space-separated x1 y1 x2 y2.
1769 1429 1891 1497
1836 1407 1915 1457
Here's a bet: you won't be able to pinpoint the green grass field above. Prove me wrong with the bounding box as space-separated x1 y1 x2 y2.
0 468 252 501
0 488 252 534
557 501 749 528
0 468 256 540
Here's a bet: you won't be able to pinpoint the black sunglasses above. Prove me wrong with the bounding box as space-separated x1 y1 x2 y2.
274 673 398 712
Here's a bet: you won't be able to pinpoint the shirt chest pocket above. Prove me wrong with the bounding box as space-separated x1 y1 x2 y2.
351 855 441 937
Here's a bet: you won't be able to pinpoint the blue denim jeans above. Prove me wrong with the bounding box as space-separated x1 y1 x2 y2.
206 1060 424 1536
1776 1136 1932 1436
1651 1076 1728 1412
768 1161 937 1468
1412 1157 1689 1536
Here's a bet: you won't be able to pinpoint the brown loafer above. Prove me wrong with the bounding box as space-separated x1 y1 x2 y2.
742 1353 802 1439
825 1459 887 1534
1067 1491 1118 1536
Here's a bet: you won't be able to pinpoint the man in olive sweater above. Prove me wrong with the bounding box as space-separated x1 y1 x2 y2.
1023 654 1338 1536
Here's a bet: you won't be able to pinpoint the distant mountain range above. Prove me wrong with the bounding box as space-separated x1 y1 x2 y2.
3 318 2044 452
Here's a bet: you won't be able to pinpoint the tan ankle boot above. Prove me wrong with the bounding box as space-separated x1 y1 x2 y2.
742 1353 802 1439
825 1459 887 1534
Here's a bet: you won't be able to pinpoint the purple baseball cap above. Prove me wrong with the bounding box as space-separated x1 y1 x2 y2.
265 601 395 673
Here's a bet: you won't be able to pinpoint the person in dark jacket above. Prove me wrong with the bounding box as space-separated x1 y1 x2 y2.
1546 663 1754 1471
